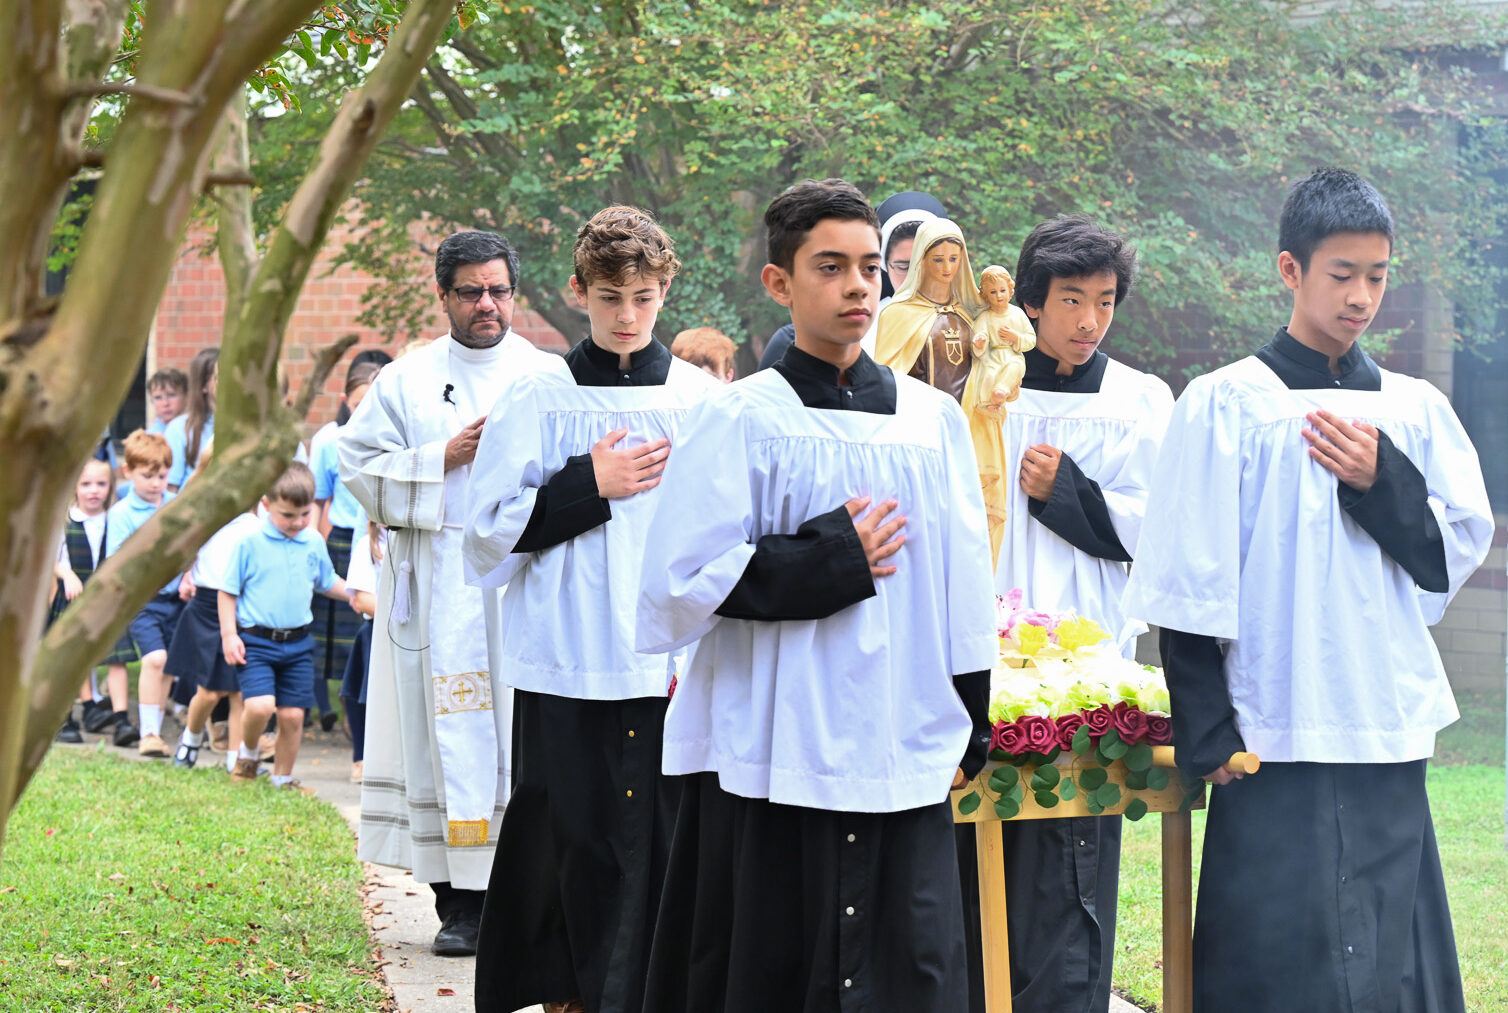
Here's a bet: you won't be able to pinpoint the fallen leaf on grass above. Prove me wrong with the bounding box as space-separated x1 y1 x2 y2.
149 975 161 988
1 885 16 894
205 937 240 946
436 988 455 996
44 828 57 836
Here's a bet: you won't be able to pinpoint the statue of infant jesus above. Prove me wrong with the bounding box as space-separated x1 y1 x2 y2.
971 265 1036 417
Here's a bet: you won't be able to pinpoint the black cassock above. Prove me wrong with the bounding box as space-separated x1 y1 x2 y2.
641 347 993 1013
960 348 1126 1013
1161 330 1465 1013
474 339 683 1013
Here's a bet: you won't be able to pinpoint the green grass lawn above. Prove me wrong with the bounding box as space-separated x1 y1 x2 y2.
0 748 383 1012
1114 689 1508 1011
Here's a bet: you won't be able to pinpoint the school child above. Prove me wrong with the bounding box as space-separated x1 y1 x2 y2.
218 462 348 789
635 179 998 1013
146 368 188 434
1122 168 1493 1013
49 458 116 742
958 215 1173 1013
165 347 216 492
310 360 382 731
102 430 190 755
669 326 737 382
463 205 717 1010
168 445 259 770
340 521 385 784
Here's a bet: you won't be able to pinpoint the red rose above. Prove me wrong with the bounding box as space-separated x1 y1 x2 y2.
1082 704 1115 737
1055 713 1086 750
1146 714 1173 745
1018 715 1059 754
996 721 1028 755
1111 702 1150 743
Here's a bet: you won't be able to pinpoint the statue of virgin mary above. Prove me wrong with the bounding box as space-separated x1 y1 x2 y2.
875 218 1008 566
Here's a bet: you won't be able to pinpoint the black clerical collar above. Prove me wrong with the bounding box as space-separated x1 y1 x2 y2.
566 336 672 387
773 344 897 414
1022 347 1108 393
1256 327 1381 391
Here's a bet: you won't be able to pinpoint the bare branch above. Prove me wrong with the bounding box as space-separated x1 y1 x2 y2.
64 81 199 105
293 334 360 417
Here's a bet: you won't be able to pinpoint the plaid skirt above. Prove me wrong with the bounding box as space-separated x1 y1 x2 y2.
49 582 136 665
312 525 363 682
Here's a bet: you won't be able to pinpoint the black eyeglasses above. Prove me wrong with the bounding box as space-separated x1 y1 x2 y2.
449 285 516 304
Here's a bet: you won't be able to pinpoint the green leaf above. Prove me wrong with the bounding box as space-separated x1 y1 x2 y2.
1034 790 1060 809
1146 768 1171 791
1124 769 1148 791
1094 783 1122 808
1030 765 1061 791
1086 799 1105 816
1006 785 1025 804
1099 729 1129 761
957 791 981 816
1058 778 1077 801
1125 742 1153 772
995 797 1021 820
1125 799 1149 822
989 766 1019 793
1071 724 1092 755
1078 766 1108 791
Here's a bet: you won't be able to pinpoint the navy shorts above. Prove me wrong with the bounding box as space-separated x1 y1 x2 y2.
128 594 185 657
237 633 316 709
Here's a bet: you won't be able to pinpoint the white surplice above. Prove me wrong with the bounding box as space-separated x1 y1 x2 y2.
636 369 999 813
464 357 717 700
1121 357 1493 763
337 331 565 888
997 358 1173 652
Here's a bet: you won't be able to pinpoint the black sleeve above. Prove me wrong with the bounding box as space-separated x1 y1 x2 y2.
511 453 612 554
715 504 875 621
1026 451 1132 562
1336 429 1449 593
1159 627 1245 783
953 670 992 781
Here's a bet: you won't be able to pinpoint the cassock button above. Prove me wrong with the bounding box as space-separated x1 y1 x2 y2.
847 833 856 843
845 390 854 398
628 730 636 737
844 979 853 988
1346 945 1354 954
846 906 855 915
1078 840 1087 847
626 790 633 797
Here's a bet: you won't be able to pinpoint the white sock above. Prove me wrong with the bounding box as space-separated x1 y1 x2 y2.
225 753 237 772
181 727 204 748
270 774 292 786
238 743 259 761
138 705 162 737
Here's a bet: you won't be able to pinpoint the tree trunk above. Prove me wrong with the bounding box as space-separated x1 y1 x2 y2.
0 0 458 861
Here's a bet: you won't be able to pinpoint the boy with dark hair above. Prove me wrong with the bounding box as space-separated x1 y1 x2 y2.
1123 168 1492 1012
103 429 191 755
635 178 997 1013
958 213 1172 1013
219 462 348 790
463 205 717 1013
146 368 188 434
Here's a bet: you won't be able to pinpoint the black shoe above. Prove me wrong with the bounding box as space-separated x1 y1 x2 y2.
173 739 199 769
113 718 140 748
320 710 339 733
56 717 84 744
83 703 118 734
431 912 480 957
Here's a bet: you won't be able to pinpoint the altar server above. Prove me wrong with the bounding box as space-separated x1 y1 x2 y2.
464 206 716 1013
958 214 1172 1013
1122 168 1492 1013
636 178 998 1013
338 230 562 957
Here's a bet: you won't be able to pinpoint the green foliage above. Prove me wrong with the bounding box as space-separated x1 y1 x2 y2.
958 789 982 815
281 0 1508 365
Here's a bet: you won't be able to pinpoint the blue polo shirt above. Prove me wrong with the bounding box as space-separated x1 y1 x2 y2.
104 488 179 595
164 413 215 487
312 432 367 532
223 517 339 630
